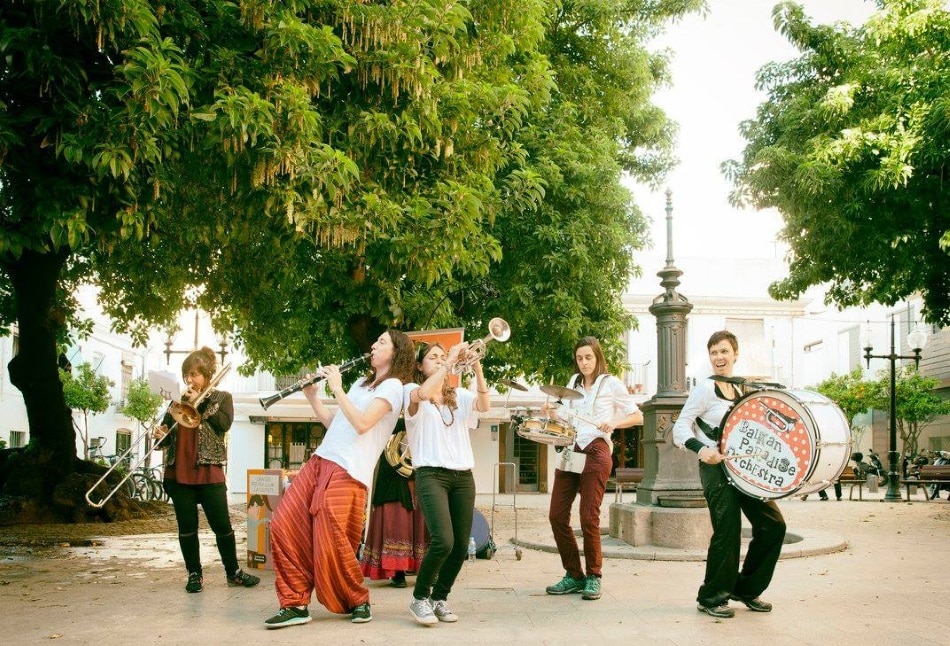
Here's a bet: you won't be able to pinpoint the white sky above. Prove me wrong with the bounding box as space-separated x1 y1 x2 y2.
628 0 877 261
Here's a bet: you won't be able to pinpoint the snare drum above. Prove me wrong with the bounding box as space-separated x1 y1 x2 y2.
517 417 576 447
719 389 851 500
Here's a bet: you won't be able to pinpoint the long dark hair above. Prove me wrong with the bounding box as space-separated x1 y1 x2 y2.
366 330 416 387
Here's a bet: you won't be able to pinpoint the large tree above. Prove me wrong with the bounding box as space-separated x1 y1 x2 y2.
725 0 950 326
0 0 700 519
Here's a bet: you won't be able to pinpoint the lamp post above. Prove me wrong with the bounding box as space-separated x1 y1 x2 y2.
863 314 929 501
164 310 229 365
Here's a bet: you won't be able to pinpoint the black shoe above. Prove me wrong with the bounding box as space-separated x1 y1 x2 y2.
185 571 203 593
351 602 372 624
729 595 772 612
390 572 407 588
264 606 312 629
227 569 261 588
697 602 734 618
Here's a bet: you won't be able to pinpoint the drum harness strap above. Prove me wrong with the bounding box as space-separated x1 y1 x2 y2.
695 383 744 443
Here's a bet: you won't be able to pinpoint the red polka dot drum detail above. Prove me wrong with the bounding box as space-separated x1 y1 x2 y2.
719 389 851 500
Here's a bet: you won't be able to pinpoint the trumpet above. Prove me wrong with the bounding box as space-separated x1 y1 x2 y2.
85 363 232 509
450 317 510 375
259 353 370 410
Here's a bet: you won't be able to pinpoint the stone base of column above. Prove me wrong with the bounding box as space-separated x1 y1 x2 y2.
609 501 712 550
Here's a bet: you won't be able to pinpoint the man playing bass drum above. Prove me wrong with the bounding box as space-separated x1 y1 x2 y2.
672 330 786 619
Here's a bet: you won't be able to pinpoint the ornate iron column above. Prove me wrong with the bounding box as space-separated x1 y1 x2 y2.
636 190 703 504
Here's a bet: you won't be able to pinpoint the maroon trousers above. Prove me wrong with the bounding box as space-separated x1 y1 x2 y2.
548 438 612 579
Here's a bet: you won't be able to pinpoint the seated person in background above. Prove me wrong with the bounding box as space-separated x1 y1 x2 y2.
850 452 873 479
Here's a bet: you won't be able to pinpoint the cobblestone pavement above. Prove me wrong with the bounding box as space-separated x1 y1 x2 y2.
2 492 949 646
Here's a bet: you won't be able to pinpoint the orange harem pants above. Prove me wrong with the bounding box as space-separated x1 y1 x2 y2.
271 456 368 614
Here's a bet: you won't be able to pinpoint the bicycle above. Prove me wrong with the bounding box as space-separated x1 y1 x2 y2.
129 465 169 503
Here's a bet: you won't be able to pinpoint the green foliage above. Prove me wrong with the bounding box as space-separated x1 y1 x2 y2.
811 368 875 426
60 364 113 415
121 379 163 428
725 0 950 326
870 366 950 456
60 363 114 459
0 1 703 470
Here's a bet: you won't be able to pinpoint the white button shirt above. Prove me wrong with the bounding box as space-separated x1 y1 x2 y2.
564 374 639 450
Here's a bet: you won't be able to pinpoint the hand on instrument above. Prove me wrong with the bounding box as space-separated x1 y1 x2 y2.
540 402 559 419
153 424 170 442
446 342 467 369
320 365 343 395
697 446 725 465
181 386 200 403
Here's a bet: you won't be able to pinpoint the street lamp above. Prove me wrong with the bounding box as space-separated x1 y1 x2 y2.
863 315 929 501
164 310 230 365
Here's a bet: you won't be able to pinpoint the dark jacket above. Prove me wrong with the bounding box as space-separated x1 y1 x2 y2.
161 389 233 467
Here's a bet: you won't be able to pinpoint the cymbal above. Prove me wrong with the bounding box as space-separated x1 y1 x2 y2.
540 384 583 401
499 379 529 392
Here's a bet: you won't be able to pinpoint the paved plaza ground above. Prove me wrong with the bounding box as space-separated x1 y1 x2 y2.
1 487 949 645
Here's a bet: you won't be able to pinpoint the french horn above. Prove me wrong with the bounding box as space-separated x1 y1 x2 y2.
384 429 413 477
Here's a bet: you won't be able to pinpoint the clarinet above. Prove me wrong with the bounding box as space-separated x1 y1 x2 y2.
259 353 370 410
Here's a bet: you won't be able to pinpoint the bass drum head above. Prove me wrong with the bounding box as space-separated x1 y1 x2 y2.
719 389 848 500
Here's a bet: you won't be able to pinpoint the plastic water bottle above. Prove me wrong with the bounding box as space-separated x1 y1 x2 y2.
467 536 477 563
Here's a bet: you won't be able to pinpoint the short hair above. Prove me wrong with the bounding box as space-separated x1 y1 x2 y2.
707 330 739 352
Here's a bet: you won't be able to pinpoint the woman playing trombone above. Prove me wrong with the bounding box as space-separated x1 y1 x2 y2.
153 346 260 594
265 330 416 629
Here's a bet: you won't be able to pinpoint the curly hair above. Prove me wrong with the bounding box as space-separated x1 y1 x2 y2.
366 330 416 387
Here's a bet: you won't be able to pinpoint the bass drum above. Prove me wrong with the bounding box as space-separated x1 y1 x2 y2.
719 389 851 500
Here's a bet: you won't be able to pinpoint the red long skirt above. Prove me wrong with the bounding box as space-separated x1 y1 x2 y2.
359 497 428 580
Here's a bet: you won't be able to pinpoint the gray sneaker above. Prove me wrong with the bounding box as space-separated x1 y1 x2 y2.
409 597 438 625
431 599 459 622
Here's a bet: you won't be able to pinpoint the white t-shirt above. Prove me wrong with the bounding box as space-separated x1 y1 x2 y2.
564 374 639 450
315 377 404 488
403 383 479 470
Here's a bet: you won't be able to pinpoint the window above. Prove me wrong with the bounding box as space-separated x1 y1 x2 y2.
115 428 132 468
838 326 861 372
725 318 767 376
8 430 26 448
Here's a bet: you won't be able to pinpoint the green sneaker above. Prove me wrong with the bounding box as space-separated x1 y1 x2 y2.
581 576 602 600
545 575 585 595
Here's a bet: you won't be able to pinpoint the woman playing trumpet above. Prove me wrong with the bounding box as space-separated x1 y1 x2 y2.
404 341 490 625
265 330 416 629
153 346 260 594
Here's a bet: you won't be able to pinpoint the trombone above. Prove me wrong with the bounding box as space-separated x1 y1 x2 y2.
85 363 232 509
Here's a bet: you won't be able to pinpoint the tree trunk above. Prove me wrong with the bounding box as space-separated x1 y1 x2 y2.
2 248 75 497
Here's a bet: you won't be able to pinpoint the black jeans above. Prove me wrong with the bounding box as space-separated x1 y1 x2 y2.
697 463 786 607
412 467 476 601
164 480 239 576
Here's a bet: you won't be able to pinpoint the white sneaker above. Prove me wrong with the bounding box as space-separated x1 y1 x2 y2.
431 599 459 623
409 597 438 625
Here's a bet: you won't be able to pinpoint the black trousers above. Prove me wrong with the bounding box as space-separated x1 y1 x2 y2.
412 467 476 602
164 480 239 576
697 463 786 607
